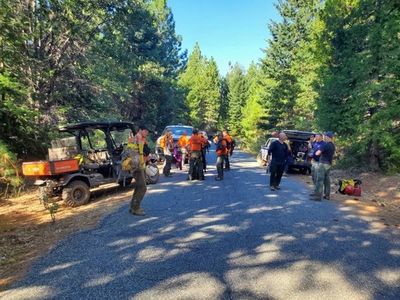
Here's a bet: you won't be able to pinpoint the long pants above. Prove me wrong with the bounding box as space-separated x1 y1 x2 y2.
311 161 319 185
314 163 331 197
224 154 230 170
189 151 203 180
181 148 187 169
216 155 225 179
269 162 285 187
130 169 147 210
201 149 207 171
163 155 172 176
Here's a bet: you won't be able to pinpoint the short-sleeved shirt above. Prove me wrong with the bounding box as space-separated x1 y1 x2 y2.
320 142 335 165
312 141 326 161
189 134 203 151
268 140 288 165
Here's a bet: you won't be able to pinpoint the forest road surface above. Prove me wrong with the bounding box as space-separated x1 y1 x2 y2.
1 151 399 299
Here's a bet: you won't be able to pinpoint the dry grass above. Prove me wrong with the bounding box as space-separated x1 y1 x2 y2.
0 183 133 290
296 170 400 227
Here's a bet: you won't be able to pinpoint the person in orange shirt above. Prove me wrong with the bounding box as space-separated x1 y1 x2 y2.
178 131 189 169
200 131 210 172
162 131 174 177
215 132 228 181
187 129 204 180
223 130 233 170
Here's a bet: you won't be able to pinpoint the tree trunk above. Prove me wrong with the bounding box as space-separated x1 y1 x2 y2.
369 138 380 171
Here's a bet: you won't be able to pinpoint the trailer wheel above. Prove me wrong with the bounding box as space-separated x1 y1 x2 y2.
62 180 90 207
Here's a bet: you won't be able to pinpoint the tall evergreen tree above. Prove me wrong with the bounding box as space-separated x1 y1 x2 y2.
226 63 247 134
202 57 221 131
261 0 320 130
241 63 266 150
178 43 206 127
316 0 400 171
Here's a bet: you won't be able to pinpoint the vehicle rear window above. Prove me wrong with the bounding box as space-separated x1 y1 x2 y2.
165 126 193 136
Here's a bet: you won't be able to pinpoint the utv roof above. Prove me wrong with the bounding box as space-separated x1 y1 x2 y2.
59 121 135 132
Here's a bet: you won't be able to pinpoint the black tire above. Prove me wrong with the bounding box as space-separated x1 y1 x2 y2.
62 180 90 207
118 177 133 187
145 164 159 184
257 153 266 166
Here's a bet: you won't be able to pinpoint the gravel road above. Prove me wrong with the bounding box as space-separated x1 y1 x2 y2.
1 151 399 300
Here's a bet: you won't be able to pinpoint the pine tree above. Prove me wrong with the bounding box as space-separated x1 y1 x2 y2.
261 0 320 130
316 0 400 171
226 63 248 134
241 63 266 150
202 57 221 131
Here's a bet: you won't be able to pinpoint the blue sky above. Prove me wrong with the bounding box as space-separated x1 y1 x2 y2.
167 0 280 75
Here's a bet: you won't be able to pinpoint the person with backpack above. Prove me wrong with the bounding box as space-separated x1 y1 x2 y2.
187 129 204 180
161 131 174 177
178 131 189 169
222 130 233 170
128 125 149 216
215 132 228 181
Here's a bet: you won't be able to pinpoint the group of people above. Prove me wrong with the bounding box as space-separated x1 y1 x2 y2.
159 129 235 181
126 125 235 216
266 131 336 201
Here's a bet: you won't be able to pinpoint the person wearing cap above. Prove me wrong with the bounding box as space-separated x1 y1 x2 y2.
129 125 149 216
215 132 228 181
310 132 336 201
309 133 325 185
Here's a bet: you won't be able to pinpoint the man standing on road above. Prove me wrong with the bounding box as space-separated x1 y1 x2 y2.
309 133 325 184
129 125 149 216
188 129 204 180
162 131 174 177
310 132 336 201
215 132 228 181
267 132 288 191
222 130 233 171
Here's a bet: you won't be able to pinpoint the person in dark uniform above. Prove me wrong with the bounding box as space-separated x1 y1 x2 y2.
267 132 288 191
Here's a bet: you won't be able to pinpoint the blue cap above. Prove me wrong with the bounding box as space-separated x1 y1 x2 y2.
324 131 334 138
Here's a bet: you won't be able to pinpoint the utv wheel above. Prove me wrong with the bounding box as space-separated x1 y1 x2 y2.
62 180 90 207
145 164 159 184
257 153 266 166
118 177 133 187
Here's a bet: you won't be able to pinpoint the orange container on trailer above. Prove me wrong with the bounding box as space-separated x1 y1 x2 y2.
22 159 80 176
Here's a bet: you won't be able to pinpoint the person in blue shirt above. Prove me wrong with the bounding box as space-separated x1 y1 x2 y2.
310 132 336 201
308 133 325 185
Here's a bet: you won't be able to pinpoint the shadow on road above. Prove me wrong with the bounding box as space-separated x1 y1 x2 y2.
2 152 399 299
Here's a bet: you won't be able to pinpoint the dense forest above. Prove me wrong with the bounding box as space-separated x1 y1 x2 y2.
1 0 399 192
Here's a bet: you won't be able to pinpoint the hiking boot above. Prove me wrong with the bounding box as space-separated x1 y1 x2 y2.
310 195 322 201
270 186 276 191
130 207 145 216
